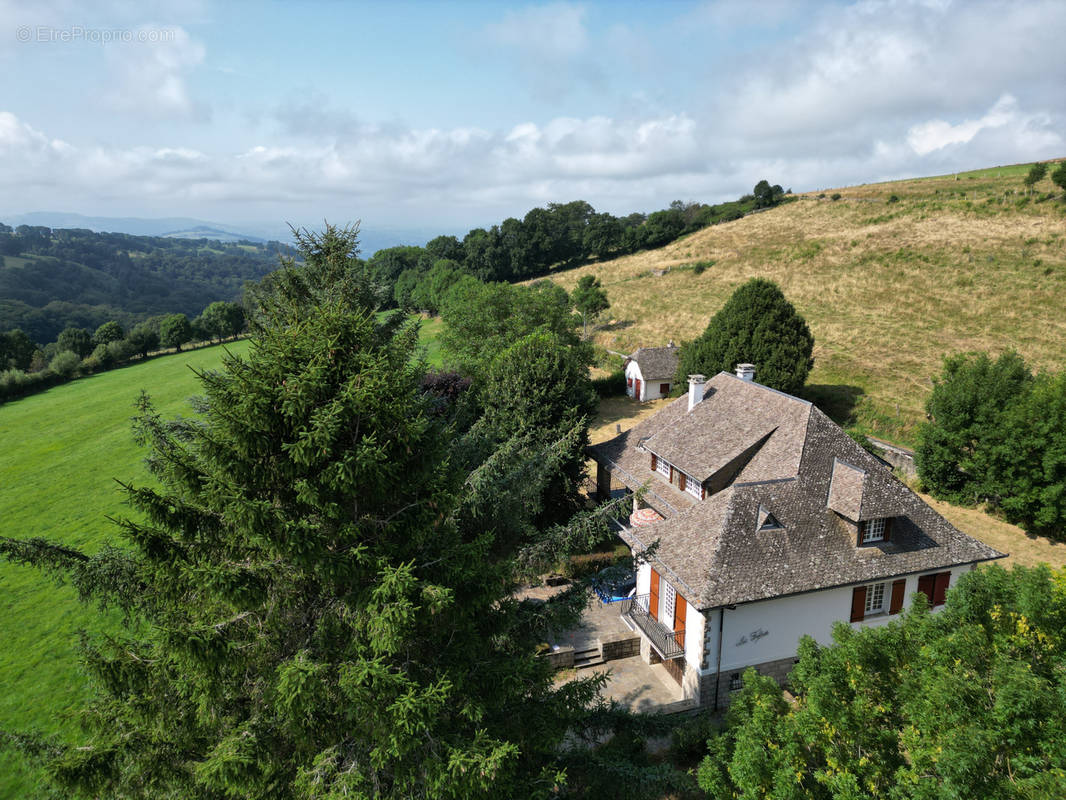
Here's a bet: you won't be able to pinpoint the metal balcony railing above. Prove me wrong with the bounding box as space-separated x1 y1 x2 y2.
619 593 685 660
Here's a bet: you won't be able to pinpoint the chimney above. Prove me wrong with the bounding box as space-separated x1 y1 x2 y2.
735 363 755 382
687 374 706 411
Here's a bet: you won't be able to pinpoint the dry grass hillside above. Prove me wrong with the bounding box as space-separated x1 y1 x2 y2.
550 162 1066 445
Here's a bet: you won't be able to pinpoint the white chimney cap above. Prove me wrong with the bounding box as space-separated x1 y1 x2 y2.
687 374 706 412
735 363 755 382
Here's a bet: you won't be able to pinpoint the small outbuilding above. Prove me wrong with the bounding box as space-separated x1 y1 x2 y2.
624 343 679 402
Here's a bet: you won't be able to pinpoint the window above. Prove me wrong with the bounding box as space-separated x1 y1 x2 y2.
729 673 742 691
627 377 633 388
685 474 703 499
861 518 885 543
660 383 670 395
851 581 895 622
656 456 671 478
864 582 886 614
662 581 676 624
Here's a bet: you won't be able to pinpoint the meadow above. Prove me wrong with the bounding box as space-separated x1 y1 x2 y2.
549 163 1066 444
0 320 441 795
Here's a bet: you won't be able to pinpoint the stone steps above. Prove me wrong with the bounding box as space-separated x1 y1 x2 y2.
573 647 604 669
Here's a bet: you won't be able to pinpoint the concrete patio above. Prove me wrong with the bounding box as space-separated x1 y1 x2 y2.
521 583 688 713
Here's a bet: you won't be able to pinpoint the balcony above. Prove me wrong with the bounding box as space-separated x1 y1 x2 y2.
619 594 685 660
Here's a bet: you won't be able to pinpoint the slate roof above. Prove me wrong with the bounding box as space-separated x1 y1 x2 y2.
587 372 1005 610
627 345 679 380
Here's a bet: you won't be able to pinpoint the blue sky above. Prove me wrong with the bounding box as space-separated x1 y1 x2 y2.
1 0 1063 240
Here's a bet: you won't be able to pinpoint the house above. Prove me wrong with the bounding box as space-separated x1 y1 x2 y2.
588 365 1005 710
624 343 679 401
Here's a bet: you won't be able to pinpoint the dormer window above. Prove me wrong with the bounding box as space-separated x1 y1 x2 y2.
655 455 670 479
760 513 783 531
859 517 893 544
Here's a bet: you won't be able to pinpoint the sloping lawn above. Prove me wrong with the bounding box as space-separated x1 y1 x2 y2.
0 340 251 796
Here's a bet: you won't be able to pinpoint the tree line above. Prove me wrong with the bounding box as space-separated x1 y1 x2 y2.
0 300 246 403
374 184 789 313
0 223 290 345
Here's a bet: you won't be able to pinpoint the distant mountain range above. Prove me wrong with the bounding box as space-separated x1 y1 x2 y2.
4 212 454 256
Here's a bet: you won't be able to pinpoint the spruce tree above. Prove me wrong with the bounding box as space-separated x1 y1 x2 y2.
0 224 621 798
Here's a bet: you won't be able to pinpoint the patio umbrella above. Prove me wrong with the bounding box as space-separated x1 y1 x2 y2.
629 507 663 527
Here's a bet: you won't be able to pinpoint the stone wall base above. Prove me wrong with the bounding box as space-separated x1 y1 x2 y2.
698 655 799 710
600 632 640 661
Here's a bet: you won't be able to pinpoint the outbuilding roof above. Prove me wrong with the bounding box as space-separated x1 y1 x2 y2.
627 345 679 380
587 372 1005 609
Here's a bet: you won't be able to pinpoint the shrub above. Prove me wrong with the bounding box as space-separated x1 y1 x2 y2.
592 369 627 398
107 338 138 364
671 712 722 766
831 193 841 201
887 194 900 204
562 551 623 580
49 350 81 379
691 259 715 275
88 343 115 370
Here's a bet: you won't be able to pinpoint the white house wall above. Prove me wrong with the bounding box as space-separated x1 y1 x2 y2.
625 361 644 400
707 564 977 674
633 559 704 669
625 361 672 402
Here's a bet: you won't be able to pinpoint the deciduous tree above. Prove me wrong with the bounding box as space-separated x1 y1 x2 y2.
1052 162 1066 195
159 313 193 350
56 326 93 359
698 565 1066 799
439 278 577 378
915 350 1032 502
1025 161 1048 194
92 321 124 347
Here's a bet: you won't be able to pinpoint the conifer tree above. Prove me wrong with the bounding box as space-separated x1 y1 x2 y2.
674 278 814 395
0 224 633 799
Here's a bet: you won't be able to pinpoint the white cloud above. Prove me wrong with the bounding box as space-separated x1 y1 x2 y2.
907 94 1019 155
104 25 207 119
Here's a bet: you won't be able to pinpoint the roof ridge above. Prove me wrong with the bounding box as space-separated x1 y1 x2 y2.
734 477 798 488
719 371 813 406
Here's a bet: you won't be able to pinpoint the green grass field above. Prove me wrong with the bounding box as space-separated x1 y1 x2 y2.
0 320 441 795
0 340 253 795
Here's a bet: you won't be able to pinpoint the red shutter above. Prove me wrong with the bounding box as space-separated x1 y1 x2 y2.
674 593 687 648
933 572 950 606
649 569 660 621
700 485 706 500
917 574 935 605
883 517 893 542
850 586 867 622
679 473 686 492
650 453 657 472
660 383 670 395
889 579 906 614
669 465 674 483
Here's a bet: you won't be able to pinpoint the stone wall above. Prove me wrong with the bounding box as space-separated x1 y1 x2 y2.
542 645 575 670
600 632 640 661
698 655 799 710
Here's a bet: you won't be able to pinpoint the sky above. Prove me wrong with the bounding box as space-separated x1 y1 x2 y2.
0 0 1064 240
